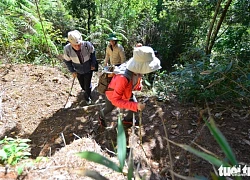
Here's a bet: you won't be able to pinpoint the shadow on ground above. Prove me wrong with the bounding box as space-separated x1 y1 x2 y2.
28 88 104 157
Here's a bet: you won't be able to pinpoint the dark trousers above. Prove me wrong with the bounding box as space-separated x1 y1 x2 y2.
100 95 134 121
77 71 93 100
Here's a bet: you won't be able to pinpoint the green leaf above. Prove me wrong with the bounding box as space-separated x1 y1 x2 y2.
210 172 226 180
15 151 23 157
117 116 126 170
18 139 31 143
5 137 15 141
0 149 7 159
18 142 29 147
16 147 27 152
144 79 151 86
8 154 15 165
17 161 34 175
22 152 31 156
35 156 48 162
77 151 122 172
127 148 134 180
182 144 226 167
17 166 24 175
205 119 238 166
167 139 228 167
225 61 233 73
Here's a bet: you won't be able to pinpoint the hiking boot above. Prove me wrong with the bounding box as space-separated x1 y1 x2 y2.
85 97 92 105
122 119 139 127
99 116 107 127
86 98 92 105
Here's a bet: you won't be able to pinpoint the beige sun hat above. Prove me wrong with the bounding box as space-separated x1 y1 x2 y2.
68 30 82 45
126 46 161 74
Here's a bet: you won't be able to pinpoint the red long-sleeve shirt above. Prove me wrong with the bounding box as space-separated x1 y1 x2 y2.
105 74 141 112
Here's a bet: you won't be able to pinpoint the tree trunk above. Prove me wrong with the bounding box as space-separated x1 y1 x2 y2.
206 0 233 55
87 0 91 33
205 0 222 55
34 0 54 66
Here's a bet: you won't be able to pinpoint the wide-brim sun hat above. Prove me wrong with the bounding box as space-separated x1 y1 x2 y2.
127 46 161 74
107 33 119 41
68 30 82 45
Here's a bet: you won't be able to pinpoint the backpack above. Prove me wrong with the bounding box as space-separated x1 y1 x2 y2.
97 66 115 95
97 63 133 95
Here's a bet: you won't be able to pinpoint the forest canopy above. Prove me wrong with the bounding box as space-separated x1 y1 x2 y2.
0 0 249 104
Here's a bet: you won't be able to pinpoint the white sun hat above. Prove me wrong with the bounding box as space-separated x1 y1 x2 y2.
126 46 161 74
68 30 82 45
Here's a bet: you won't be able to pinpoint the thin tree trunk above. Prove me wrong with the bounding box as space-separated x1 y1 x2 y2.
34 0 54 66
205 0 222 55
207 0 233 55
87 0 91 33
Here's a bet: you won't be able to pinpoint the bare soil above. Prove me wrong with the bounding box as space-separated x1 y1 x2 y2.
0 63 249 180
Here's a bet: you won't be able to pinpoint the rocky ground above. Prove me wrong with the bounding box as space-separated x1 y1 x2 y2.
0 63 249 180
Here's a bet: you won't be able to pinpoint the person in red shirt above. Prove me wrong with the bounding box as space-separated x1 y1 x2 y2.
99 46 161 127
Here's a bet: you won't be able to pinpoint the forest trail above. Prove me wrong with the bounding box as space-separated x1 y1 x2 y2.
0 64 249 180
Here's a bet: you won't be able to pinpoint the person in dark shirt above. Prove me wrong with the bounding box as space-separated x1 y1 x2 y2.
63 30 97 104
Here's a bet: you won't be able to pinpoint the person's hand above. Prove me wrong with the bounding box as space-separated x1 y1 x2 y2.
72 72 77 78
91 66 95 70
137 102 146 111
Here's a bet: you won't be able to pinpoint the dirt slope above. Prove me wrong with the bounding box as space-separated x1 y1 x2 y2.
0 64 249 180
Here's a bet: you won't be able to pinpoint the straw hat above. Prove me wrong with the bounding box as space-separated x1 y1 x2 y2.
68 30 82 45
126 46 161 74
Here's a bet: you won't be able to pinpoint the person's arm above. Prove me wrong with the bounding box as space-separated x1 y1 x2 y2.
90 51 97 70
118 44 126 63
63 45 77 77
63 46 75 73
110 76 138 112
84 41 97 70
63 60 75 72
104 46 110 66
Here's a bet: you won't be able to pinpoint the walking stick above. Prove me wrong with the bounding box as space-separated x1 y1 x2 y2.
64 77 75 108
132 95 143 145
132 96 148 145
